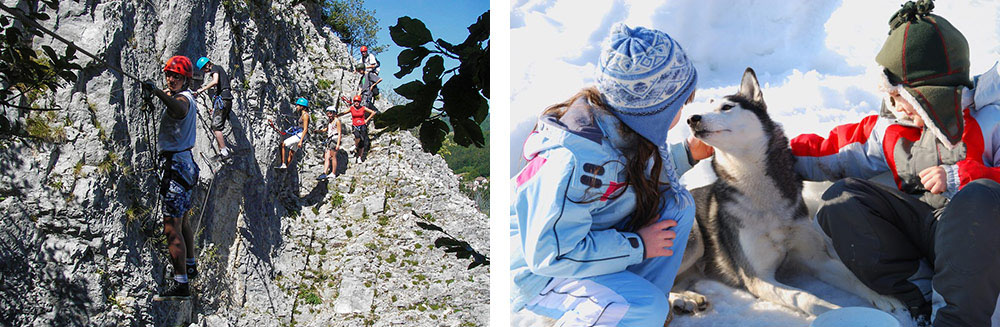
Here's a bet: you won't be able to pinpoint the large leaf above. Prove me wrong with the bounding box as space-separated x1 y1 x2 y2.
41 46 58 64
394 46 429 79
450 116 485 148
422 55 444 85
58 71 77 83
394 80 426 101
441 76 489 123
373 105 406 131
389 16 433 48
418 118 449 154
462 11 489 47
479 44 490 99
30 12 50 21
375 101 430 131
394 80 438 109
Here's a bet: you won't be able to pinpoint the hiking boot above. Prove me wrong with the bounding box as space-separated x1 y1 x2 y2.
153 280 190 301
278 163 287 170
316 174 327 180
186 264 198 280
219 147 232 159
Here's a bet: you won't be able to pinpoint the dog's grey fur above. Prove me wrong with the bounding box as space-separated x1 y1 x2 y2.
669 68 904 316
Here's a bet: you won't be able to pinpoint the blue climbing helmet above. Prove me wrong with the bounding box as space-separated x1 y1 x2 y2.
295 97 309 107
196 57 210 70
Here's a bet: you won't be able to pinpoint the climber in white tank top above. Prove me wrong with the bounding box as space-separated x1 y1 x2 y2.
144 55 201 302
313 106 343 180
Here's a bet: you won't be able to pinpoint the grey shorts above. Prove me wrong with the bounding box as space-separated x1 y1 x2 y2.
211 97 232 131
325 135 340 151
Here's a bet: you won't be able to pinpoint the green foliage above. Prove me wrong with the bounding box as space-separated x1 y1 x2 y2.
72 159 85 177
319 0 384 52
440 118 489 180
125 204 149 224
377 11 490 154
297 286 322 305
0 1 83 134
317 79 333 90
25 111 66 142
98 151 120 174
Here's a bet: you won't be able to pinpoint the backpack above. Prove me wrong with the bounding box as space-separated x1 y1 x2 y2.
335 148 349 176
366 52 380 72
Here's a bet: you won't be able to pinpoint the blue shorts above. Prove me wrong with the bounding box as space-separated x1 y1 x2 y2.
159 150 199 218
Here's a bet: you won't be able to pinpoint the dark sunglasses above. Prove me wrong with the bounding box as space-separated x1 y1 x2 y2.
165 71 184 79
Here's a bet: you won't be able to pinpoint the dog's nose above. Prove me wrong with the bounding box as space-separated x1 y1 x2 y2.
687 115 702 126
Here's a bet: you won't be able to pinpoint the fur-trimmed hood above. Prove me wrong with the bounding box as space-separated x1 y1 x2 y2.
877 62 1000 149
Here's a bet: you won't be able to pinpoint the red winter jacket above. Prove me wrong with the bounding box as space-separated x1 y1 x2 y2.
791 64 1000 203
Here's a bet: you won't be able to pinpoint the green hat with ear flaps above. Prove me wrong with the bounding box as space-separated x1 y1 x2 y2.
875 0 972 146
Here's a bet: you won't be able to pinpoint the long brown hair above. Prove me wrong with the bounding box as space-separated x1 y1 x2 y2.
536 87 669 232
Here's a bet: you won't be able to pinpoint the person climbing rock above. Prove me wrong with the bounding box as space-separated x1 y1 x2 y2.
145 55 200 301
268 97 310 170
339 95 375 163
360 45 379 76
193 57 234 160
354 63 381 113
314 106 343 180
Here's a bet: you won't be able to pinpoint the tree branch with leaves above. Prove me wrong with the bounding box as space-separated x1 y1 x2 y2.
375 11 489 154
0 1 82 134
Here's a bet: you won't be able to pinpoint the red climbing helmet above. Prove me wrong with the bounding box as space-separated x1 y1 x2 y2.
353 95 362 103
163 55 193 78
360 46 368 52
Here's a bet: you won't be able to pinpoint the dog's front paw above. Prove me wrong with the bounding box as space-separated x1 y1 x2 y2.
669 291 710 315
870 294 906 312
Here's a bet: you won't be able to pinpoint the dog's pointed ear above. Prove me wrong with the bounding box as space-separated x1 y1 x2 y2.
739 67 764 104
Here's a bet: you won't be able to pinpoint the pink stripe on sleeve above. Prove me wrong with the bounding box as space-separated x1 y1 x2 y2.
516 157 548 187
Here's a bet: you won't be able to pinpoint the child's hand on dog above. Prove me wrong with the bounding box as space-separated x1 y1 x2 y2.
688 136 714 161
638 218 678 258
919 165 948 194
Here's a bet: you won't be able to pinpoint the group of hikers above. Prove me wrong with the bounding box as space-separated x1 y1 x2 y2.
147 46 380 301
268 45 383 175
510 1 1000 327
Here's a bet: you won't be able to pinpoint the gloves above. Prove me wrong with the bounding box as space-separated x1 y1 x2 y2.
142 81 156 94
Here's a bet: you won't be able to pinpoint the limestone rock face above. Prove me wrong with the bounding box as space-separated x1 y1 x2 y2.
0 1 488 326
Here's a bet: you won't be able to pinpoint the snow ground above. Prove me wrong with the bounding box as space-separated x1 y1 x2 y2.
511 176 920 327
509 1 999 324
512 275 918 327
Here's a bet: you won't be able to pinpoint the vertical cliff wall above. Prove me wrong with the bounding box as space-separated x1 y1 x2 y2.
0 1 488 326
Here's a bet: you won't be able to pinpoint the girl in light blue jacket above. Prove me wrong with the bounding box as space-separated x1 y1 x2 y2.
511 24 712 326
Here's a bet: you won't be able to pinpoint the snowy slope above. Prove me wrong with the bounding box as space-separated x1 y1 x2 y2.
509 0 1000 325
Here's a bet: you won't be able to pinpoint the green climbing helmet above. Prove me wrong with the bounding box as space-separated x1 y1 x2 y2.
295 97 309 107
196 57 210 70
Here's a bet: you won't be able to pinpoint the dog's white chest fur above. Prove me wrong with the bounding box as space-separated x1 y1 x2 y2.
716 153 801 246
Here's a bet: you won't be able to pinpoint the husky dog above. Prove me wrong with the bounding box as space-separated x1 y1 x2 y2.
668 68 904 316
